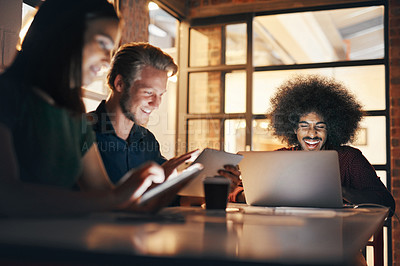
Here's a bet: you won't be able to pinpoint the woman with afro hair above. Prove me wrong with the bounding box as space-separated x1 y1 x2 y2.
228 75 395 216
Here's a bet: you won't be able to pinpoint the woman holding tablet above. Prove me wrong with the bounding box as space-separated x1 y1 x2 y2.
0 0 166 217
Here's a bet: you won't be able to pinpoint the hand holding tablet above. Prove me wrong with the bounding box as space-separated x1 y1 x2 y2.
178 148 243 197
136 163 204 208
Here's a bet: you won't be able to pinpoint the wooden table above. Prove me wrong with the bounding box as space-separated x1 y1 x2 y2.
0 203 388 265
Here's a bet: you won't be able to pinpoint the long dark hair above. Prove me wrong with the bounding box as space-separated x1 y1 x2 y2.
8 0 119 113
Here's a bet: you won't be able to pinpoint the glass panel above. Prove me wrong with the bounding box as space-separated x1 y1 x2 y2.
225 71 246 113
224 119 246 153
148 3 179 159
189 72 221 114
352 116 386 165
366 226 388 266
226 24 247 65
253 65 385 114
82 97 101 112
147 80 177 158
366 246 374 266
20 4 36 50
252 119 285 151
253 69 331 114
253 6 384 66
187 119 221 151
190 26 221 67
333 65 385 110
383 227 388 266
85 78 110 95
376 171 387 187
149 3 177 50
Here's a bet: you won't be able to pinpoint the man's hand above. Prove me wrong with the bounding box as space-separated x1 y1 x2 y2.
162 149 200 179
218 164 241 192
218 165 245 203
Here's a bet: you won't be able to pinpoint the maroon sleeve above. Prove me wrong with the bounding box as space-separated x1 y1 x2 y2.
338 146 395 210
338 147 385 189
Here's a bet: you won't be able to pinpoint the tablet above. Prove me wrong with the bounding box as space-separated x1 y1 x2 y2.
137 163 204 206
178 148 243 197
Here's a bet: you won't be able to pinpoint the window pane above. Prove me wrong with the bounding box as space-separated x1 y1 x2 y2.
253 6 384 66
190 26 221 67
82 97 101 112
187 119 221 151
333 65 385 110
224 119 246 153
21 4 36 48
148 4 179 159
253 69 331 114
225 71 246 113
352 116 386 165
149 5 177 49
226 24 247 65
376 171 387 187
253 65 385 114
252 119 285 151
189 72 221 114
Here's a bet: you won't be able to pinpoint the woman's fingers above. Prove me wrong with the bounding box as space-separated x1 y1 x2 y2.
115 162 165 208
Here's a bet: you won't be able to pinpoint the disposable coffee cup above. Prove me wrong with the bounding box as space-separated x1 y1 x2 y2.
203 176 231 210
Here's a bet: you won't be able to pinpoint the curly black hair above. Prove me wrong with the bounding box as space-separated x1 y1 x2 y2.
267 74 364 148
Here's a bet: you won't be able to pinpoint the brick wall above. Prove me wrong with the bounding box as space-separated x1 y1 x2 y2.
118 0 149 44
390 0 400 264
0 0 21 72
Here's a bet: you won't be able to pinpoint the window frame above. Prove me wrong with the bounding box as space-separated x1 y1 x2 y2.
177 2 391 263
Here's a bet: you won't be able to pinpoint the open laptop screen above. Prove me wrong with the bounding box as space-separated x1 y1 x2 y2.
238 151 343 208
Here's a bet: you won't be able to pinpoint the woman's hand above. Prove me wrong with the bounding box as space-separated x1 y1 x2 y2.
114 162 165 210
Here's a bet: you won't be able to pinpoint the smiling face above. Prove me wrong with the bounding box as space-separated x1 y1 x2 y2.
82 17 120 87
295 112 328 151
119 65 168 125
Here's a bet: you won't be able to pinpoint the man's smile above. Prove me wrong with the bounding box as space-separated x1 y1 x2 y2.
141 108 152 115
304 138 321 145
302 137 324 150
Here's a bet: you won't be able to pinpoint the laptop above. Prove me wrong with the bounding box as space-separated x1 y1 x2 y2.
238 150 343 208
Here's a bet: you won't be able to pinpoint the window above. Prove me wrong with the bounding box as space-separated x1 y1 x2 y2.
253 7 384 66
178 6 389 264
182 22 248 152
180 5 387 164
146 3 179 159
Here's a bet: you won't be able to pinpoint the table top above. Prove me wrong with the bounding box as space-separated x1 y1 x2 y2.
0 203 389 265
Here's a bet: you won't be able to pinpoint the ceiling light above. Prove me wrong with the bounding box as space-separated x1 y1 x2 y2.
148 2 159 11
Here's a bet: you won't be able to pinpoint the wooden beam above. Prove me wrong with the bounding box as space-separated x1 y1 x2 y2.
153 0 187 20
187 0 384 19
153 0 384 21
